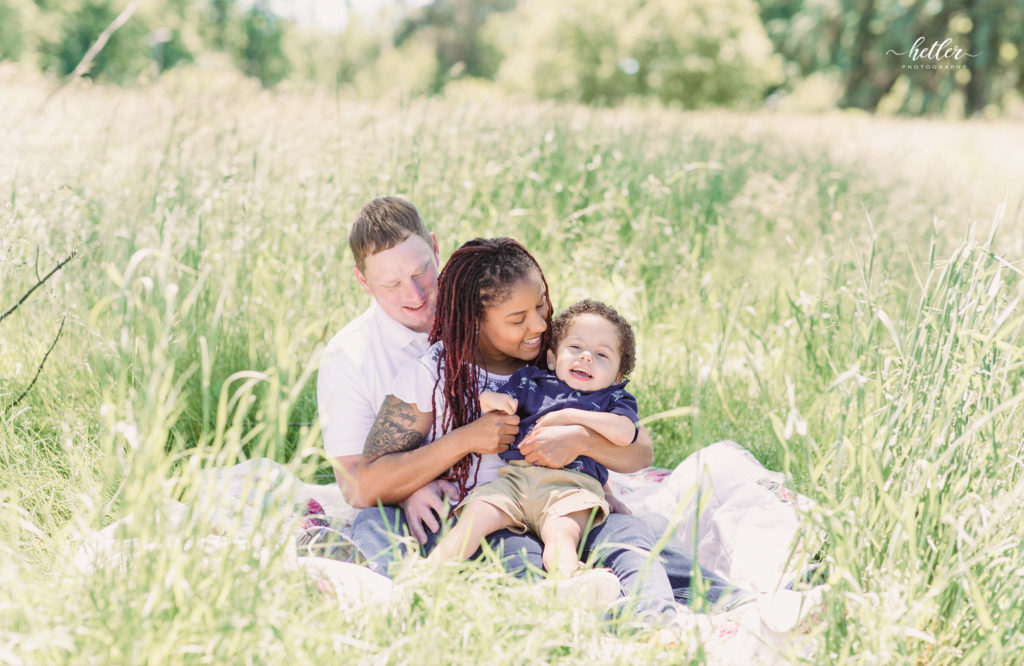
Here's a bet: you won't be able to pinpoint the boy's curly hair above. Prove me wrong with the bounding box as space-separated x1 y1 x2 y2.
549 299 636 377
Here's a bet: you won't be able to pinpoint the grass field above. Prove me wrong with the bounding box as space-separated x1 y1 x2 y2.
3 65 1024 663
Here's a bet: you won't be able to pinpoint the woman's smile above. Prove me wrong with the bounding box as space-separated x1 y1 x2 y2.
522 335 543 349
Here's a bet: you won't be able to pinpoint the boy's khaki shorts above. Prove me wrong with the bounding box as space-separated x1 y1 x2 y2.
456 460 609 536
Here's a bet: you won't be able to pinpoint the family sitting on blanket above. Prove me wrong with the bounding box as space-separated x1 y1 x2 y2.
317 197 745 622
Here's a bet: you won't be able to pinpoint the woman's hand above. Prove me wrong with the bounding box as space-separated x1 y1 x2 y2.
460 410 520 455
518 424 585 468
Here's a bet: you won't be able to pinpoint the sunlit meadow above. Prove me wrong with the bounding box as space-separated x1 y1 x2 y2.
2 65 1024 663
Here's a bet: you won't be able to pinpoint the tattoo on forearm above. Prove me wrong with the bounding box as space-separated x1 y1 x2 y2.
363 395 426 460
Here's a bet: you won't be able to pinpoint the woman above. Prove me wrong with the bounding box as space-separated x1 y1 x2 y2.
353 237 735 619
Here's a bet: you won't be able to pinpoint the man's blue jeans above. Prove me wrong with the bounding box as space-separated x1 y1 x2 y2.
351 505 743 619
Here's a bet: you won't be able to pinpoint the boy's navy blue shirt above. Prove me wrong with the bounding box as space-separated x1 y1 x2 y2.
494 365 639 486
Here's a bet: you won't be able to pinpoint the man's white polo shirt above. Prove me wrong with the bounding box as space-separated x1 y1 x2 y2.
317 302 429 459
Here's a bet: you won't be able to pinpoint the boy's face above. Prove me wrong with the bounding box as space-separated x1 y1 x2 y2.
355 233 440 333
546 313 623 391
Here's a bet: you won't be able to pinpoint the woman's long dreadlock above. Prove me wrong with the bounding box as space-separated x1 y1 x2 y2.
429 237 552 498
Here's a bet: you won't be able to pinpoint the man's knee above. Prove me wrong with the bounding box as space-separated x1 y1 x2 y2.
588 513 657 551
352 505 404 536
350 505 409 575
482 529 544 579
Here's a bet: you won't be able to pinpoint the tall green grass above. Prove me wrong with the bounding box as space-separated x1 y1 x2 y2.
2 67 1023 663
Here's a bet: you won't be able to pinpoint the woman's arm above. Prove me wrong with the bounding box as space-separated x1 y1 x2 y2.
534 408 636 447
517 423 654 473
358 395 520 505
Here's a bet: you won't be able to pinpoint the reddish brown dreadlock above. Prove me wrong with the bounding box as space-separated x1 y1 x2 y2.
428 237 553 498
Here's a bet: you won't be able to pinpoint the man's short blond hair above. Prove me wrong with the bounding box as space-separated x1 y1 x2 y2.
349 197 432 271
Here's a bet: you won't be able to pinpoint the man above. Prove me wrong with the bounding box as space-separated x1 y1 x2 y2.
318 196 743 616
318 195 441 517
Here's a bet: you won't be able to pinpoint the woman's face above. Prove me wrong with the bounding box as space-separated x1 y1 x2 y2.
476 268 549 375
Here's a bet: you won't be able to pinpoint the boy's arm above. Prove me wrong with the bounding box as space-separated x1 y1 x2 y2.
480 390 518 415
518 423 653 472
535 408 636 446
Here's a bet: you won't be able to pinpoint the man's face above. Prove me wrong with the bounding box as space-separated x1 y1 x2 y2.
355 233 440 334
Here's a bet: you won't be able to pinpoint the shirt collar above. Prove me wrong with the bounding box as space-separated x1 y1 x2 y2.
371 300 428 350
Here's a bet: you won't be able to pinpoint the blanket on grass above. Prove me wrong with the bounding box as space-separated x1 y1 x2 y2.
76 441 824 664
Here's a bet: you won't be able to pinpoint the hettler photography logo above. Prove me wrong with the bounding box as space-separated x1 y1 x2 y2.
887 36 981 70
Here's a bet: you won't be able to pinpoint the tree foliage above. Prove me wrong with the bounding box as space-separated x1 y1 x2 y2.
756 0 1024 115
237 3 288 87
487 0 781 108
40 0 151 82
0 0 26 62
395 0 515 92
3 0 1022 115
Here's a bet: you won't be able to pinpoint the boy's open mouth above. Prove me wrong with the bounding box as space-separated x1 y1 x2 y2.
570 367 592 379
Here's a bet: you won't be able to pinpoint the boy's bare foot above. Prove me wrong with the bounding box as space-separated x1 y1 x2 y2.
551 567 621 608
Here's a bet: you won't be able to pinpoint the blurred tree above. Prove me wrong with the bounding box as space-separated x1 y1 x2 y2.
0 0 25 61
237 2 289 87
208 0 233 49
147 26 192 73
395 0 516 92
961 0 1023 115
488 0 779 108
754 0 1023 115
39 0 152 82
283 17 380 90
352 34 437 97
136 0 196 73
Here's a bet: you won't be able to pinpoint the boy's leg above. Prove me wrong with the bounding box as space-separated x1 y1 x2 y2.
429 501 516 562
351 505 545 578
539 509 592 577
579 513 677 620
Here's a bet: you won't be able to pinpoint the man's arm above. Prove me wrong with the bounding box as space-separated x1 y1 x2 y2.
534 408 636 447
331 454 370 508
335 450 459 541
518 423 653 473
358 395 520 505
317 343 379 504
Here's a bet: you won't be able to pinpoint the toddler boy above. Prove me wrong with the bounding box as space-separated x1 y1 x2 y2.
430 299 639 591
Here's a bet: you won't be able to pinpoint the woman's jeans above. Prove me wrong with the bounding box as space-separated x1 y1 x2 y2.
351 505 745 619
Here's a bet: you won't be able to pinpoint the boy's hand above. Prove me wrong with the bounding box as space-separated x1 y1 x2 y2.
480 390 518 415
518 424 584 468
603 485 632 515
